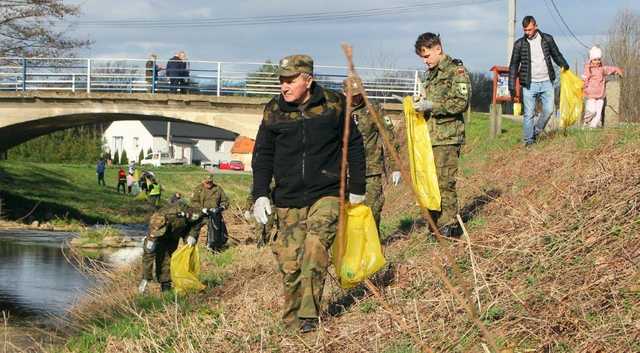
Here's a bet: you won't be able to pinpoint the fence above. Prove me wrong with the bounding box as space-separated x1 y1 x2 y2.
0 57 420 100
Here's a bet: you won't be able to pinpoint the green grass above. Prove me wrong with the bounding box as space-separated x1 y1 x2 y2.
0 162 252 224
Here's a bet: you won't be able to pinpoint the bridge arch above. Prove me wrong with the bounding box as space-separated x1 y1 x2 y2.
0 92 269 151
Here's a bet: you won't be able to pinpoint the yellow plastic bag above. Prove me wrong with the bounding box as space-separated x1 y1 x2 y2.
170 245 206 295
332 204 386 289
559 69 584 128
403 96 441 211
513 102 522 116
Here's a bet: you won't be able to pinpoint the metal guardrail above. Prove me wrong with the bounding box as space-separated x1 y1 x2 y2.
0 57 420 100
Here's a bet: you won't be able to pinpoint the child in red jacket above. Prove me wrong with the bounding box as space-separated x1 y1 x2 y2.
582 46 623 128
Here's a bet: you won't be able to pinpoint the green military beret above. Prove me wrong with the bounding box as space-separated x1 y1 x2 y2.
278 54 314 77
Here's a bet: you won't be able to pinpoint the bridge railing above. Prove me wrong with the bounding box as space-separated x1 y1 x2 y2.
0 57 420 100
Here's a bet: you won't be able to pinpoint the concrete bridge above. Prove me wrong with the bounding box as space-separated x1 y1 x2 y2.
0 57 414 152
0 91 404 152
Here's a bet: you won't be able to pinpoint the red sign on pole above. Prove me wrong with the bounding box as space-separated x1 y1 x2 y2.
490 66 520 104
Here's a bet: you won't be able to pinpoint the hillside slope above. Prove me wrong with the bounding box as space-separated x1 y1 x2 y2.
61 122 640 353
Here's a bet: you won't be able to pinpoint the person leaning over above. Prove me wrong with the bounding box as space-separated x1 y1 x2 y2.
251 54 366 333
509 15 569 146
413 32 471 237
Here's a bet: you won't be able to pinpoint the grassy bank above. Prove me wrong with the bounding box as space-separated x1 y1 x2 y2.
10 114 640 352
0 163 251 225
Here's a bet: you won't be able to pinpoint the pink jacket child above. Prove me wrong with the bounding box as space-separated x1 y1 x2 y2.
582 46 623 128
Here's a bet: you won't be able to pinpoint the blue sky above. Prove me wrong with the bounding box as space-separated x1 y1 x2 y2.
69 0 639 73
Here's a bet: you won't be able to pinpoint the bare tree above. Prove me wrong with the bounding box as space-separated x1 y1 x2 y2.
0 0 90 57
604 8 640 122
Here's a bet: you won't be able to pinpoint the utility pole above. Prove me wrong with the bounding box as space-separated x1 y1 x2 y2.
507 0 517 63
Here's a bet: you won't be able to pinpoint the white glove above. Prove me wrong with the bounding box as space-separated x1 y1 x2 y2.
243 210 252 221
253 196 272 225
145 239 155 251
186 236 197 246
138 279 148 294
413 98 433 112
349 193 366 204
391 171 401 186
201 208 208 215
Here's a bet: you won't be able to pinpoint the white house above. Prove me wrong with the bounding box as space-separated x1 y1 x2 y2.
103 120 238 165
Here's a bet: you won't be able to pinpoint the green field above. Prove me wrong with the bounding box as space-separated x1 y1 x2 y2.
0 163 252 225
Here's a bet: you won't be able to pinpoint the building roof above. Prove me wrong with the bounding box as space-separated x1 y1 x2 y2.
141 121 238 141
231 136 255 154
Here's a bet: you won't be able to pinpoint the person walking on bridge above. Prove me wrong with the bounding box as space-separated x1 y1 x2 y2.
166 51 189 93
509 15 569 146
413 32 471 237
251 54 366 333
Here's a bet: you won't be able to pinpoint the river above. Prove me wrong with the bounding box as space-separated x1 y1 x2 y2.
0 229 143 325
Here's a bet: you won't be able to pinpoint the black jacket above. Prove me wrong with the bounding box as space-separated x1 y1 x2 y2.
252 83 366 208
166 56 189 78
508 31 569 95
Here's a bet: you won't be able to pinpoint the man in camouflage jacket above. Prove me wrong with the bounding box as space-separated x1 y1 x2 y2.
190 174 230 250
139 200 201 293
251 54 366 333
343 77 401 227
413 32 471 236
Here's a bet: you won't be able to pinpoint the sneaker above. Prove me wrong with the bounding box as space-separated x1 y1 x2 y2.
300 318 318 333
138 279 148 294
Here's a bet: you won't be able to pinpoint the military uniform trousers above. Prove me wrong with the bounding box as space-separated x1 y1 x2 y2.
364 175 384 227
432 145 461 228
142 236 180 283
271 196 339 328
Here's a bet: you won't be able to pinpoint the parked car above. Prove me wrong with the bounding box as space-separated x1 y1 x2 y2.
140 152 186 167
218 160 244 171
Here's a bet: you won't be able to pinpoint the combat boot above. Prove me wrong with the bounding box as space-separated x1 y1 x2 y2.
300 318 318 333
160 282 172 292
440 224 461 238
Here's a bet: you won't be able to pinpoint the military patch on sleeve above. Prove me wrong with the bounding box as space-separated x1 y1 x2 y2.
458 83 469 96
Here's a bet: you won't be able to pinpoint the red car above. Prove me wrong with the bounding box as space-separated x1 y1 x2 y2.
218 160 244 171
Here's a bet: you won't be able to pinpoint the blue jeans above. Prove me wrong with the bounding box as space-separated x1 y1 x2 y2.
522 80 555 144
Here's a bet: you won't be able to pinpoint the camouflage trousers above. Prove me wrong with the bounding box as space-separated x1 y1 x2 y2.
272 196 339 328
431 145 461 228
364 175 384 227
141 236 179 283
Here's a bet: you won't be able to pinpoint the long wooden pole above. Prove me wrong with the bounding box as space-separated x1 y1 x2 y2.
340 43 499 352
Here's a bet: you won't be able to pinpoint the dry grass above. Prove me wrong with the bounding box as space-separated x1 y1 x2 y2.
55 127 640 353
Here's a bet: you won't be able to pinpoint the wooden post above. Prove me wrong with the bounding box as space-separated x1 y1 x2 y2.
496 103 502 136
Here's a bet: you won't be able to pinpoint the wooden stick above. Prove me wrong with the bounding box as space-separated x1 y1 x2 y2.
340 43 499 352
339 43 434 353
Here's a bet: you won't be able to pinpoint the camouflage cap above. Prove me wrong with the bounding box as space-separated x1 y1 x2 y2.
148 213 167 238
342 77 364 96
278 54 314 77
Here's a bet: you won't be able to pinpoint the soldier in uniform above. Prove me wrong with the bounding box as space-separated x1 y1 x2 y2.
190 174 230 249
138 200 200 293
251 54 366 333
343 77 401 227
413 32 471 237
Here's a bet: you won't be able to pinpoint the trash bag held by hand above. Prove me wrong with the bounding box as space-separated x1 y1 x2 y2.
403 96 441 211
559 69 584 128
170 245 206 295
332 204 386 289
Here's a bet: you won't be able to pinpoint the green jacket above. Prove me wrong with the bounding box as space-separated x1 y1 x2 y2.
421 54 471 146
148 201 194 240
191 183 230 210
351 101 400 176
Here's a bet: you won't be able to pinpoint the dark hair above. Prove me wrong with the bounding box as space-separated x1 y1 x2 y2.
414 32 441 54
522 15 536 27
